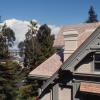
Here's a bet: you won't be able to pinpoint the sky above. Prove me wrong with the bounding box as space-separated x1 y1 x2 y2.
0 0 100 26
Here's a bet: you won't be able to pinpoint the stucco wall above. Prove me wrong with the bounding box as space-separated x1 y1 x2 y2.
75 54 100 74
41 91 52 100
76 63 91 73
59 87 71 100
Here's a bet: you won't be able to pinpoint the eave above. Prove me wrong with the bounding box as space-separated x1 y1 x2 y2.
41 26 100 93
28 74 50 80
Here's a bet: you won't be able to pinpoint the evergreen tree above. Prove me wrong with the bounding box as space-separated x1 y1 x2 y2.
0 22 36 100
86 6 98 23
18 22 55 70
18 20 38 69
36 24 55 65
0 24 16 58
0 59 33 100
0 60 22 99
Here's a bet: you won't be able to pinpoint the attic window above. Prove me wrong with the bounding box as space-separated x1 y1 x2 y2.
94 53 100 71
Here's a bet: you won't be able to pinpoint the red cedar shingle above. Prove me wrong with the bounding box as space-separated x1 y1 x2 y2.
53 32 64 47
80 82 100 94
29 53 62 77
54 22 100 47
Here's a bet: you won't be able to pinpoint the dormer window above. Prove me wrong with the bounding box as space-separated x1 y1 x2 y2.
94 53 100 71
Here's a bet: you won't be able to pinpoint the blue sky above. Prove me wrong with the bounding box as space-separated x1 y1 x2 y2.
0 0 100 25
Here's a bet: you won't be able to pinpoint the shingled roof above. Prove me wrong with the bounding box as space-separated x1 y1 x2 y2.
29 51 63 78
54 22 100 47
29 22 100 78
41 25 100 93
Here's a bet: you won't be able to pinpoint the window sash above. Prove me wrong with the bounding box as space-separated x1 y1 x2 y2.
94 53 100 71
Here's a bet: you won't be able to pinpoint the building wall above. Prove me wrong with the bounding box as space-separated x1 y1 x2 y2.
41 91 52 100
63 31 78 61
76 63 91 74
75 53 100 74
59 87 71 100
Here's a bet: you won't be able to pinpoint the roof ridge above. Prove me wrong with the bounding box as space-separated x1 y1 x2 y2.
62 22 100 27
41 26 100 93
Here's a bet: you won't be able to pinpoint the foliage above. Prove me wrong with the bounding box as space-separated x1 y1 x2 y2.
16 79 38 100
0 24 16 58
0 23 18 99
0 59 37 100
18 22 55 70
36 24 55 65
0 60 22 100
18 22 55 100
19 85 32 97
0 22 37 100
86 6 98 23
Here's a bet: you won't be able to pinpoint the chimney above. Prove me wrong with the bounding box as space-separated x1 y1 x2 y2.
63 30 78 61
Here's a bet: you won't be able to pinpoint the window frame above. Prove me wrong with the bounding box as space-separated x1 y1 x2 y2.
93 52 100 71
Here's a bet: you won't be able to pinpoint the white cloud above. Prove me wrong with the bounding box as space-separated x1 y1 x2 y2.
48 25 60 35
4 19 30 49
2 19 61 49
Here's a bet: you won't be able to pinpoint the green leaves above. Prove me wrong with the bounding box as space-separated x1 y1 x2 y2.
17 23 55 99
18 23 55 70
2 24 16 47
0 61 18 99
0 23 16 59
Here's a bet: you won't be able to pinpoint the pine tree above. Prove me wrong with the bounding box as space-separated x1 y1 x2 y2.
18 20 38 69
0 24 16 58
18 22 55 99
18 22 55 70
37 24 55 64
86 6 98 23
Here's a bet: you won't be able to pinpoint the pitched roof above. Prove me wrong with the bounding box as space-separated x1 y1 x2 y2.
29 22 100 79
29 51 63 78
80 82 100 94
54 22 100 47
53 32 64 47
41 26 100 92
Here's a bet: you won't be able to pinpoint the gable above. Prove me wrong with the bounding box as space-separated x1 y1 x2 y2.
41 26 100 92
61 26 100 71
29 23 100 80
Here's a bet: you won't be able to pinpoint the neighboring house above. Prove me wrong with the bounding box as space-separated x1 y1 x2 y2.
29 22 100 100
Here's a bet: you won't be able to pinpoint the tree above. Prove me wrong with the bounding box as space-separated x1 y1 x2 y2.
18 23 55 70
0 60 22 100
0 23 30 99
18 22 55 99
0 24 16 58
36 24 55 65
18 20 38 69
86 6 98 23
0 22 36 100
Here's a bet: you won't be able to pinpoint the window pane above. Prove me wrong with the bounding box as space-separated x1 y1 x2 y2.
95 54 100 61
95 63 100 71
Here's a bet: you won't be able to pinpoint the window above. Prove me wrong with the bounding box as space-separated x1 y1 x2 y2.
94 53 100 71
